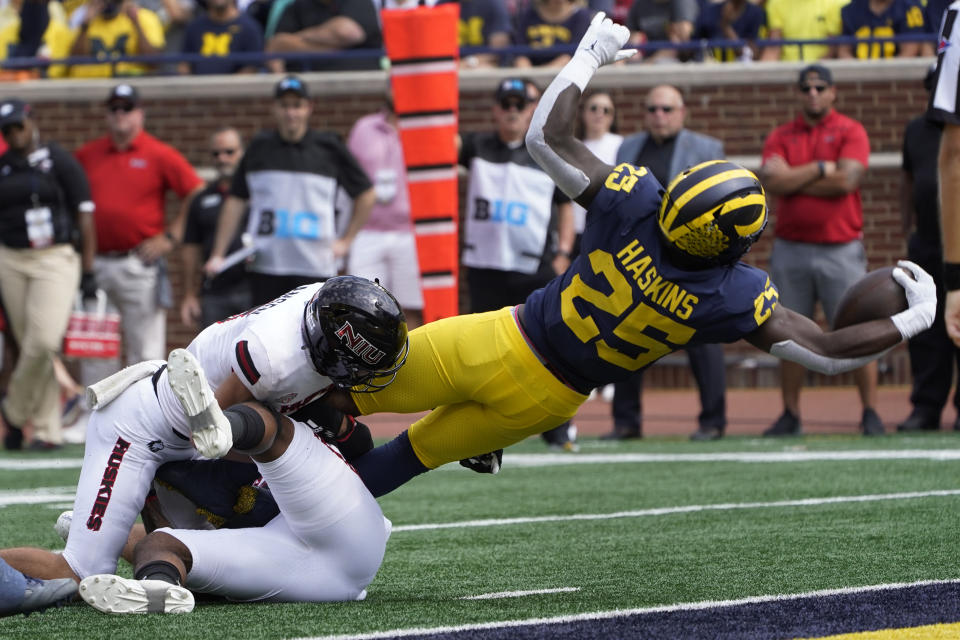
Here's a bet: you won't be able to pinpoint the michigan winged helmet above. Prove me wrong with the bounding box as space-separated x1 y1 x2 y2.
658 160 768 268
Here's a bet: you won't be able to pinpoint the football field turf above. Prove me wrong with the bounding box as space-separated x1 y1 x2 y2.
2 432 959 639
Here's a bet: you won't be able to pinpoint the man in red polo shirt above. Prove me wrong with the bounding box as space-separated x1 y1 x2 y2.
759 64 881 437
75 84 204 393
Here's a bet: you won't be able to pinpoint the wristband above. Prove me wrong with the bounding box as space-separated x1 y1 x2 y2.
945 262 960 291
557 54 599 92
557 249 572 259
164 231 177 246
817 161 826 178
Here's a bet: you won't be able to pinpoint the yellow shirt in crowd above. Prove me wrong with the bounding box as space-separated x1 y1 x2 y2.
67 8 165 77
765 0 852 61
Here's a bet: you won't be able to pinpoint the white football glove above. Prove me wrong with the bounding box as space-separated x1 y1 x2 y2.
890 259 937 340
574 12 635 69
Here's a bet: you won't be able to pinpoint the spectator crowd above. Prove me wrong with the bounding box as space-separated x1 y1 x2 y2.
0 0 947 79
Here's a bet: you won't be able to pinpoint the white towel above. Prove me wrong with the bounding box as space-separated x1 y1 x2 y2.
86 360 166 410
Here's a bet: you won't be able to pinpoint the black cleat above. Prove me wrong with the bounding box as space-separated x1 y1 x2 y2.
763 410 801 437
459 449 503 474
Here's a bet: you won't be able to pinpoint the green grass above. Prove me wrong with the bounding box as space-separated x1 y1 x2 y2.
2 433 960 639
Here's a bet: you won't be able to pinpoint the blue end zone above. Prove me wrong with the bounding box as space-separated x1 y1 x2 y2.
394 582 960 639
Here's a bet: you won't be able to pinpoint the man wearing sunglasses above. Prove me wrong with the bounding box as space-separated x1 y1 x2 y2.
179 126 252 330
606 84 728 442
759 64 878 437
74 84 205 414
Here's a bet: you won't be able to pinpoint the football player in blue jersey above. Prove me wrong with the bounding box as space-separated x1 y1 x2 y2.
311 12 938 497
159 14 937 507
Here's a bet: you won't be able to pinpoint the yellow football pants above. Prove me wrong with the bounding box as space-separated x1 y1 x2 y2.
353 307 587 469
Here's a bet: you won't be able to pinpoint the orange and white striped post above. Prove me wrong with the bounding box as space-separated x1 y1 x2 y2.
381 4 460 323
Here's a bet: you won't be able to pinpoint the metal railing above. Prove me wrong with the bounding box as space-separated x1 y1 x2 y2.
0 32 940 76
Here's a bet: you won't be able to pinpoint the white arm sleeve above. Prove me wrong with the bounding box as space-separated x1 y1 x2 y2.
769 340 891 376
525 58 596 199
526 12 634 199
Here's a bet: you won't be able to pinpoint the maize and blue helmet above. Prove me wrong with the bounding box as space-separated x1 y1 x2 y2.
658 160 768 268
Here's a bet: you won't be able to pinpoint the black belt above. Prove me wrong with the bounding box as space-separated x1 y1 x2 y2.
99 250 136 258
514 305 591 395
151 363 167 396
151 364 190 442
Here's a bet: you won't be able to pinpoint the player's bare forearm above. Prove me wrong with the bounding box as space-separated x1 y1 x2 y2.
214 372 255 410
535 84 611 205
745 305 902 359
939 124 960 262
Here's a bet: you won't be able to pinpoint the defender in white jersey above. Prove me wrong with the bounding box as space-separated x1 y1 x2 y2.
0 276 408 589
79 355 390 611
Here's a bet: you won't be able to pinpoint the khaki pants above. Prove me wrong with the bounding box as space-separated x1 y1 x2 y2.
80 254 166 388
0 244 80 444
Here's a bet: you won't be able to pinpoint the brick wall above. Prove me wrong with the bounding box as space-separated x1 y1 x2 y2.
12 59 932 387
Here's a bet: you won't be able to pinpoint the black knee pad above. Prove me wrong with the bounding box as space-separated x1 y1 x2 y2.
225 404 274 453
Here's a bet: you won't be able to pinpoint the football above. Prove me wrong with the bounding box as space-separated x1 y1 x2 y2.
832 266 910 330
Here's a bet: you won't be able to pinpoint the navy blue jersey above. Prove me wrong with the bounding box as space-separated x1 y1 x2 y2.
182 13 264 75
513 5 593 66
693 2 764 62
841 0 927 58
523 163 778 392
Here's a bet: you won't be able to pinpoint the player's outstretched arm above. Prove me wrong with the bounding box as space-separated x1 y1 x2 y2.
745 261 937 375
526 12 635 208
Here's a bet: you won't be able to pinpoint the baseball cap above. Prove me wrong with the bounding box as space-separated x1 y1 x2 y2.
494 77 536 104
105 84 140 107
0 98 30 129
798 64 833 87
275 75 309 99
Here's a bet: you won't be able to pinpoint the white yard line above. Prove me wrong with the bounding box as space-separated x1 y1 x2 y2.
295 578 960 640
0 458 82 470
502 450 960 466
392 489 960 532
0 487 76 506
4 449 960 473
461 587 580 600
